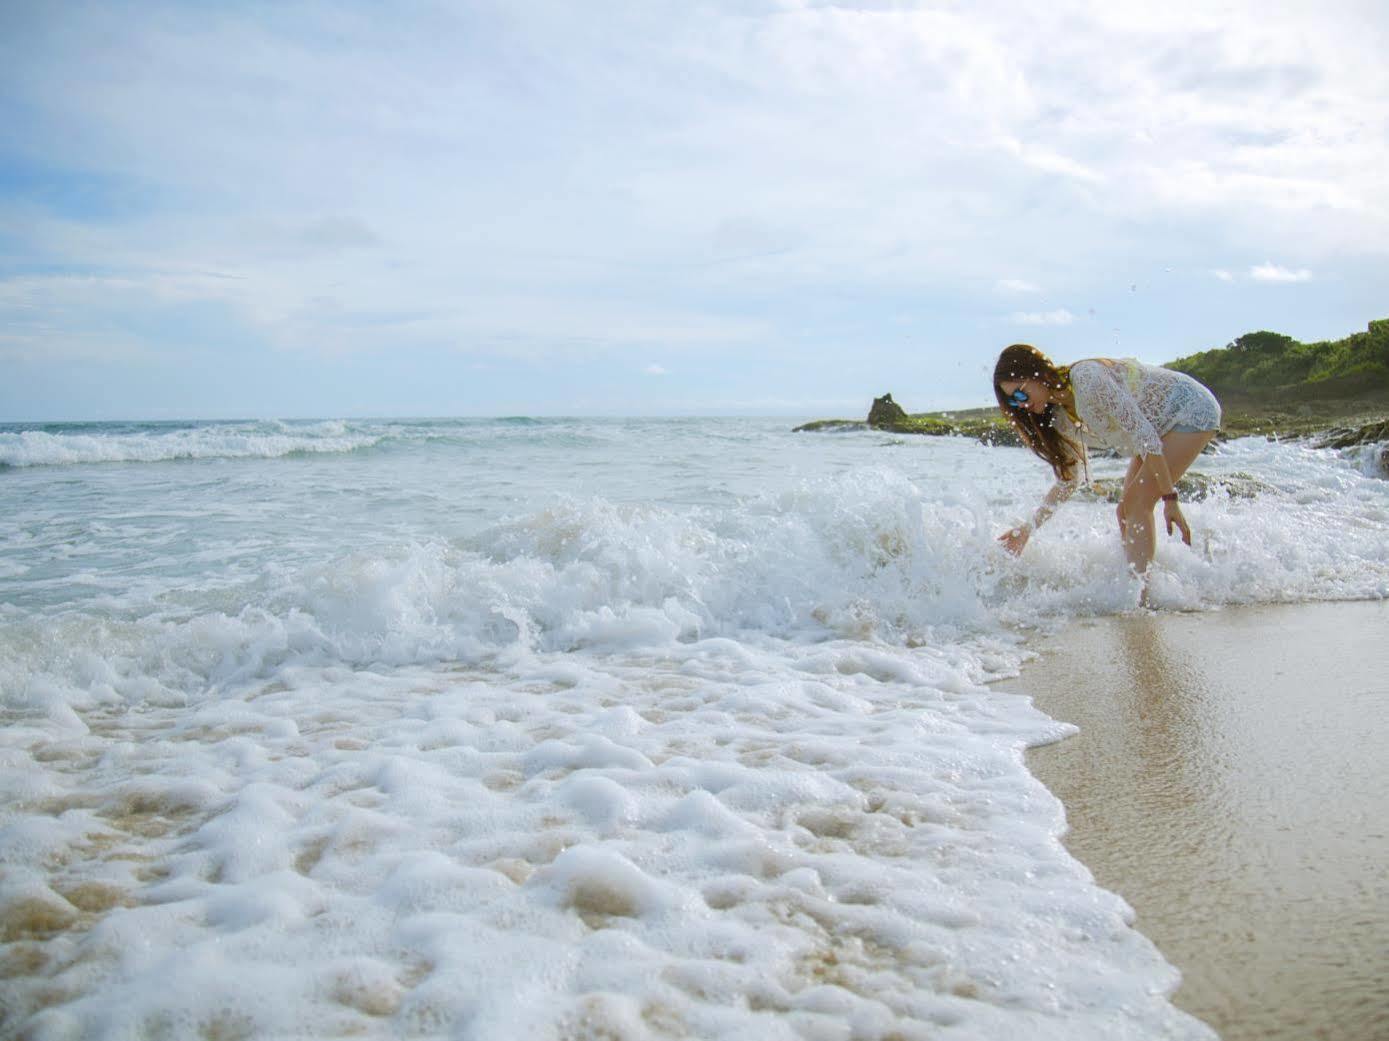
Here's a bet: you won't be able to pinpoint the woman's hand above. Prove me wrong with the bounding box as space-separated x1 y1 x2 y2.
1163 499 1191 545
998 526 1031 556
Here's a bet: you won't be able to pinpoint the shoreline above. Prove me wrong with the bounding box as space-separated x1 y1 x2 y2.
1000 599 1389 1041
793 402 1389 452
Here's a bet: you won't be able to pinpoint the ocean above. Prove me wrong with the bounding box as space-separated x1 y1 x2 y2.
2 417 1386 1039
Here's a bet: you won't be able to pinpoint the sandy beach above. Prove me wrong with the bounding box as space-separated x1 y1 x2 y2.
1005 599 1389 1041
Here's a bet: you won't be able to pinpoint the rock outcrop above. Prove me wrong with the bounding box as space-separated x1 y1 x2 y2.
1315 419 1389 450
1085 472 1273 502
867 394 909 428
795 393 1021 446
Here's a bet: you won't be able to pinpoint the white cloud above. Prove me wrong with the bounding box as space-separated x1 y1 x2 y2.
14 0 1384 288
644 364 667 375
1211 269 1234 281
1009 309 1075 326
2 0 1387 415
1249 262 1313 283
997 136 1104 184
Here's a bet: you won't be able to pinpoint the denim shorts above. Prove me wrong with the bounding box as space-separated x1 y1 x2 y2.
1167 383 1222 434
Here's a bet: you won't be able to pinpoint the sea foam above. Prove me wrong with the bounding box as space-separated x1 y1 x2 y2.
2 417 1385 1038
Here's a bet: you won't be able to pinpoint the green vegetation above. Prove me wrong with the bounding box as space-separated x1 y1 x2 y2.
1165 320 1389 400
1162 319 1389 438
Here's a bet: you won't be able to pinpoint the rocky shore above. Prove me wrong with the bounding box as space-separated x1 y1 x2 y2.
793 394 1022 444
793 392 1389 476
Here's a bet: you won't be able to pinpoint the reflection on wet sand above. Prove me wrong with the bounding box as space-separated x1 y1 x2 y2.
1013 600 1389 1041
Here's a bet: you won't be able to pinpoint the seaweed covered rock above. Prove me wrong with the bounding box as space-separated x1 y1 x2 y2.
795 397 1022 445
867 393 909 428
791 419 867 433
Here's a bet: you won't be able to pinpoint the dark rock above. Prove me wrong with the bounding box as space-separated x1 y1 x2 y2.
867 394 909 428
1084 471 1273 503
1314 419 1389 450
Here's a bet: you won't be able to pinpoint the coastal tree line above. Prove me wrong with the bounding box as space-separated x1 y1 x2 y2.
1166 319 1389 401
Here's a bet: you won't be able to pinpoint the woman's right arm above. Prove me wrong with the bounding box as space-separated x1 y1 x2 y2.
998 476 1080 555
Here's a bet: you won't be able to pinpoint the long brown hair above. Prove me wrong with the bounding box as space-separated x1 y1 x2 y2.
993 343 1084 483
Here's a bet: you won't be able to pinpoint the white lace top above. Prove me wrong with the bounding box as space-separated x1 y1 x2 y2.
1023 358 1221 533
1054 358 1221 460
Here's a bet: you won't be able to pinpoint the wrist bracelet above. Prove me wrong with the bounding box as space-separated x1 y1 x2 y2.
1160 492 1178 503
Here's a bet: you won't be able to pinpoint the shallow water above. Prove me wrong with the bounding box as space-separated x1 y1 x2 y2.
1017 602 1389 1041
2 417 1386 1038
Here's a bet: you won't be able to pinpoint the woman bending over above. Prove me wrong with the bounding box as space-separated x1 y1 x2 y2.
992 343 1221 582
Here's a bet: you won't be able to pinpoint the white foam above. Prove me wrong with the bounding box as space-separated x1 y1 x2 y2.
3 421 1385 1037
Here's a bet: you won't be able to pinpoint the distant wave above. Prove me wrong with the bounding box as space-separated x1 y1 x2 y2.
0 424 385 468
0 417 644 468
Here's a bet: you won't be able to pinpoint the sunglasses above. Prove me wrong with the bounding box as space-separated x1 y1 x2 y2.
1006 387 1030 408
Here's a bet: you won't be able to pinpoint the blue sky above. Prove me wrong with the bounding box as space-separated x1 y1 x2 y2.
2 0 1387 420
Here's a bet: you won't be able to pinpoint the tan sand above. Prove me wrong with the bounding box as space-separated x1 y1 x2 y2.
1003 600 1389 1041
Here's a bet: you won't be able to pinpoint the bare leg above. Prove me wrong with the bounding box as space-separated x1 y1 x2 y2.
1120 430 1216 578
1123 512 1160 581
1117 455 1142 542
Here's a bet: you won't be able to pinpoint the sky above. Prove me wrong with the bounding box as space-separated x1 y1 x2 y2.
2 0 1387 421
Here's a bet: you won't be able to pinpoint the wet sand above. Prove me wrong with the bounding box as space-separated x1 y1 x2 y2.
1004 600 1389 1041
